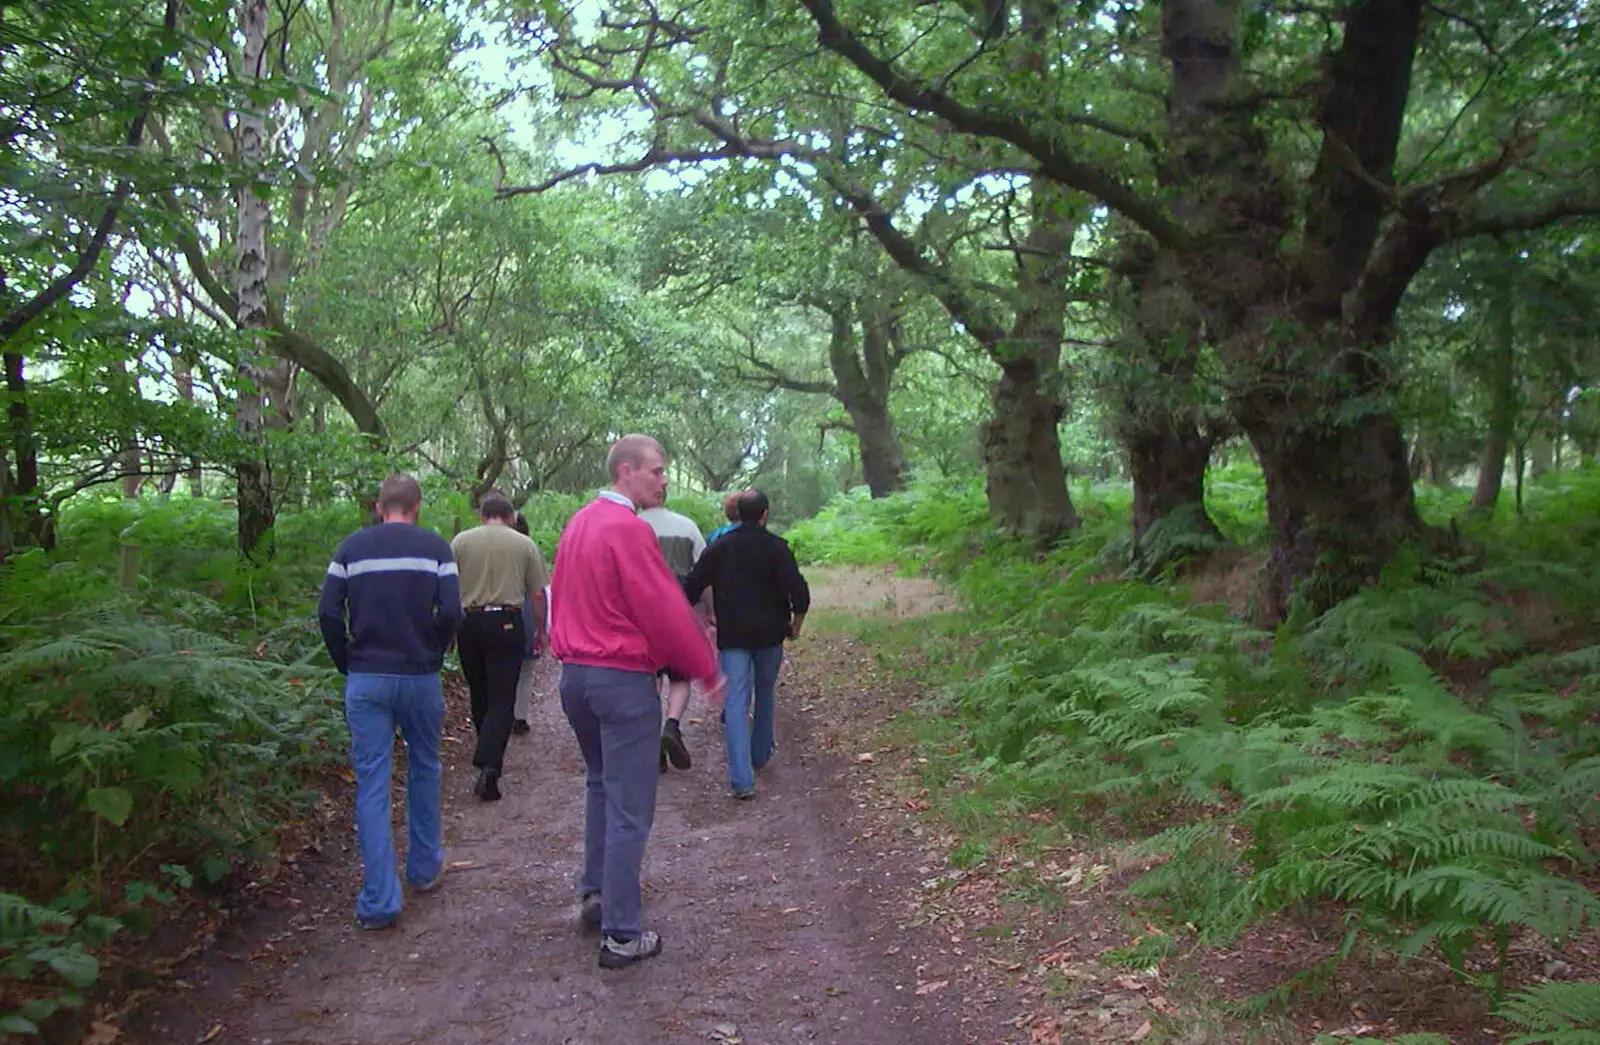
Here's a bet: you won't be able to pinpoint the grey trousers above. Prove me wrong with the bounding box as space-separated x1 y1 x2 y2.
558 663 661 940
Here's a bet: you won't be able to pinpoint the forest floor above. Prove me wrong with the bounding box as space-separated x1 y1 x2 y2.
113 563 1592 1045
118 566 1017 1045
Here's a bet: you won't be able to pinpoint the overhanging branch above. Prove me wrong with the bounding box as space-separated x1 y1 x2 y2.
496 143 786 198
1455 197 1600 238
0 0 180 347
1347 127 1589 343
158 198 387 441
794 0 1189 249
826 180 1012 348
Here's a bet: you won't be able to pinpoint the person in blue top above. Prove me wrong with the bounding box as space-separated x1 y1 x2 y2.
318 474 463 930
705 491 742 544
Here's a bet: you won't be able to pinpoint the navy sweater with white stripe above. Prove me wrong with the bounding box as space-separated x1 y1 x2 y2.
317 522 464 676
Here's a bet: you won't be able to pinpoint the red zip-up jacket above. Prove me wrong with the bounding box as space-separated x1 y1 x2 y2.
550 495 718 684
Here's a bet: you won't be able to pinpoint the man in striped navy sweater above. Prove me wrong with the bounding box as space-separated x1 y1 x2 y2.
318 474 463 930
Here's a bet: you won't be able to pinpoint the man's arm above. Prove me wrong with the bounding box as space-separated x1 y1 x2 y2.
780 542 810 639
683 540 715 608
526 542 551 652
317 548 351 674
435 543 463 653
619 524 719 686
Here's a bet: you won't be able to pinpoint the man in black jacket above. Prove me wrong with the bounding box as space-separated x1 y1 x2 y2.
684 488 810 799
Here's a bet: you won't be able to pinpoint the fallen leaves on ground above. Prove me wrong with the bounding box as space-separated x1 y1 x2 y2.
80 1021 121 1045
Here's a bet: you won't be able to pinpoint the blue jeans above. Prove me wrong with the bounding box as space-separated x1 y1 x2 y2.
344 672 445 925
559 663 661 940
720 646 784 794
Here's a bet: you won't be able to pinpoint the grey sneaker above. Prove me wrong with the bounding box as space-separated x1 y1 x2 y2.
411 869 444 893
579 892 602 933
598 930 663 968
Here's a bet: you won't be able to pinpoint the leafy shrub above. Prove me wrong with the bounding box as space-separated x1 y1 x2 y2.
0 892 120 1037
798 470 1600 1021
785 478 993 567
1 499 345 1033
1498 981 1600 1044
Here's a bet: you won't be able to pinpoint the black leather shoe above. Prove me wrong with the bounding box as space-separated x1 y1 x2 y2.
661 720 692 770
473 768 502 801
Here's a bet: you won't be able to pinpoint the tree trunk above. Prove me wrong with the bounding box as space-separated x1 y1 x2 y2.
120 448 143 499
3 350 50 551
984 360 1077 546
842 402 907 498
1128 417 1220 547
1515 440 1527 515
980 179 1079 546
471 444 508 505
1248 406 1422 621
827 304 908 497
234 0 275 561
263 358 298 431
1423 450 1447 486
816 72 1076 532
1111 240 1225 556
1161 0 1429 620
108 357 144 499
1528 431 1553 477
174 357 204 495
1470 241 1516 515
469 362 510 504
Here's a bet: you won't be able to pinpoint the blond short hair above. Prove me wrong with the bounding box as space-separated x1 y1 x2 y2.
605 434 665 480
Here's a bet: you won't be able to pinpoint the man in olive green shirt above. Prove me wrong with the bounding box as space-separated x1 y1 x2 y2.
451 492 550 801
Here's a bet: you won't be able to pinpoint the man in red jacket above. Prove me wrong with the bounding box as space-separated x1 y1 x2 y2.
550 433 723 968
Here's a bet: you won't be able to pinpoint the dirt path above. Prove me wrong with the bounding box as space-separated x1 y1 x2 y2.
125 569 1001 1045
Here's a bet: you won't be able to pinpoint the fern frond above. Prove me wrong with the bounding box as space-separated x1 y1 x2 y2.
0 892 72 939
1500 981 1600 1043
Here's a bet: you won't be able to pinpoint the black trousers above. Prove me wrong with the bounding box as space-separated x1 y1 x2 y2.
459 607 526 774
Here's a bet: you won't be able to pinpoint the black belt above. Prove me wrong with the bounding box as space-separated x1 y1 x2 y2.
465 604 521 613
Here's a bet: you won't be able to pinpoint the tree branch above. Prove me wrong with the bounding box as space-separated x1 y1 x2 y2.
793 0 1189 249
157 198 387 441
1397 125 1540 220
1454 196 1600 238
729 323 837 396
826 179 1012 348
736 358 837 396
0 0 179 346
1298 0 1425 308
1346 127 1573 344
497 144 765 197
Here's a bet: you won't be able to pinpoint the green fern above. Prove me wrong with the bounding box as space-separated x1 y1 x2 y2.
803 476 1600 1018
1500 982 1600 1044
0 894 70 939
1315 1036 1451 1045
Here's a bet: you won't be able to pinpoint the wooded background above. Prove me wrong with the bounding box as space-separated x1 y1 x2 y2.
6 0 1596 613
5 0 1600 1039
